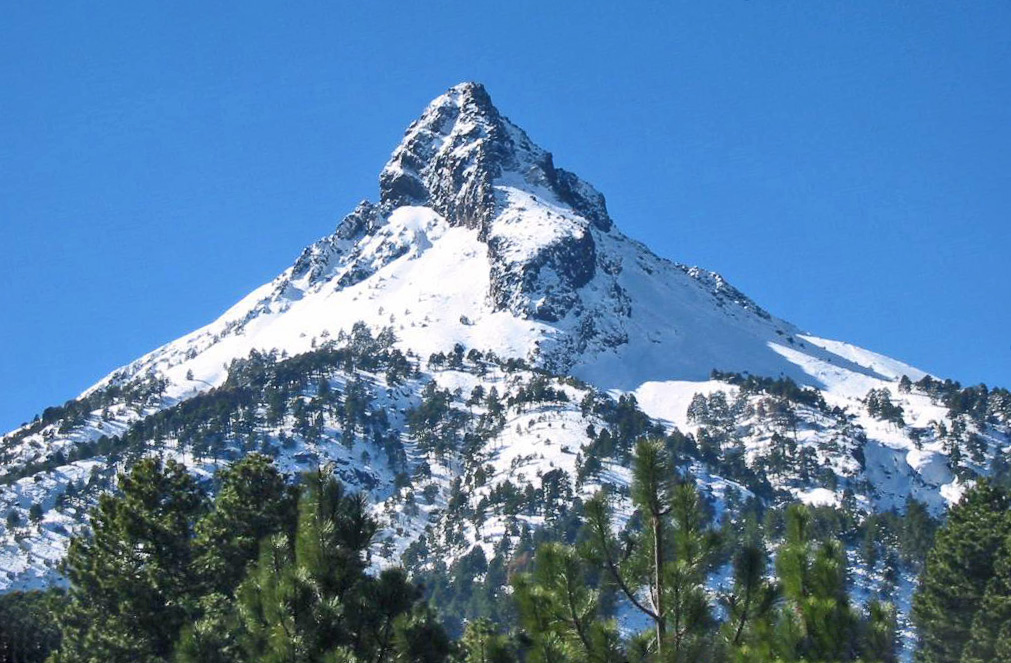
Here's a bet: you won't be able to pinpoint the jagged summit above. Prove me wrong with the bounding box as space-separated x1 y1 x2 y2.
379 82 611 237
290 82 618 324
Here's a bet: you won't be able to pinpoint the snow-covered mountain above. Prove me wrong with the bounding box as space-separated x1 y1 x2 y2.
82 83 928 401
2 84 1008 652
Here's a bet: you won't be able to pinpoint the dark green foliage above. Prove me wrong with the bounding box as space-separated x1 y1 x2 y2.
172 593 242 663
709 371 827 409
50 455 448 663
512 543 622 663
419 545 500 637
578 394 665 480
0 589 65 663
719 545 778 654
460 618 516 663
232 467 446 663
582 440 720 662
517 482 895 663
506 376 570 407
962 534 1011 663
407 382 468 457
899 498 938 568
58 457 206 663
413 497 588 639
861 601 898 663
390 605 453 663
193 453 298 597
33 441 919 663
865 389 906 426
687 391 739 432
913 481 1011 663
914 375 1011 425
773 505 860 662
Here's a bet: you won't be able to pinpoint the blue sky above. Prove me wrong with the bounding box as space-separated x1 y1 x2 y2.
1 2 1009 431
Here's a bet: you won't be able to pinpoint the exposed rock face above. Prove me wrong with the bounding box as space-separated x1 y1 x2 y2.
378 82 612 321
379 83 504 234
487 227 597 322
290 201 384 283
335 200 384 241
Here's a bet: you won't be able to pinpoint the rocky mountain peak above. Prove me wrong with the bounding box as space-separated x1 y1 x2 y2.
379 82 611 238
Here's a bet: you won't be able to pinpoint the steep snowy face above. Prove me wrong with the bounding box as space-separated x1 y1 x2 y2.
378 82 610 322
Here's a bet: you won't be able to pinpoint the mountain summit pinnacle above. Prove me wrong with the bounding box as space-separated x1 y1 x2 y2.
379 82 612 237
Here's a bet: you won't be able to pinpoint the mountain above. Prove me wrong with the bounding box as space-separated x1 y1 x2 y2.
80 82 920 395
2 83 1009 651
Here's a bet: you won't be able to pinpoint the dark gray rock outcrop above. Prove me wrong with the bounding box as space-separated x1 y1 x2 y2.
378 82 613 320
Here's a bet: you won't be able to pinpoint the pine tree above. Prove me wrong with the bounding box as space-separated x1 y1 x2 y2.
771 504 860 662
235 533 303 663
292 468 377 657
582 439 718 663
232 467 445 663
961 534 1011 663
389 605 453 663
631 438 673 657
900 498 937 568
720 544 778 657
913 481 1011 663
460 618 515 663
0 589 65 663
861 600 898 663
666 481 720 661
193 453 298 597
57 456 206 663
172 593 243 663
173 455 297 663
366 567 425 663
512 542 621 663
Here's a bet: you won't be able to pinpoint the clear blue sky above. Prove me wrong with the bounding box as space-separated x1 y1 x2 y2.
2 2 1009 431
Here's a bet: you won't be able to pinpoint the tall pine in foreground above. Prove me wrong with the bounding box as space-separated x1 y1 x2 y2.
174 454 298 663
232 466 450 663
772 504 859 662
512 542 621 663
460 618 516 663
193 453 298 597
581 439 719 663
718 544 778 661
0 590 65 663
55 457 205 663
960 534 1011 663
912 480 1011 663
